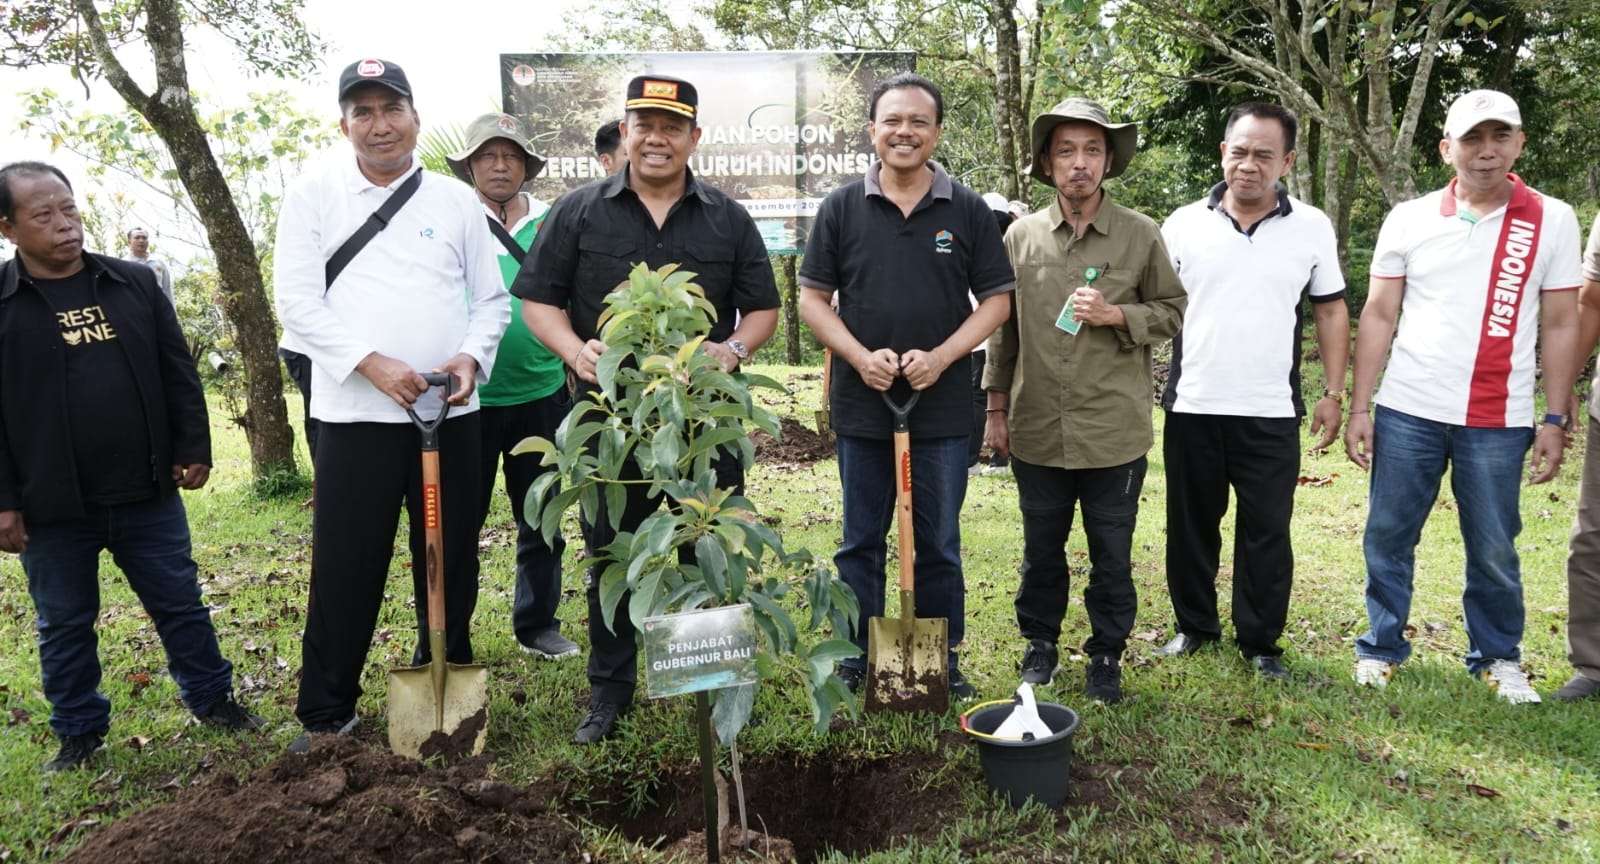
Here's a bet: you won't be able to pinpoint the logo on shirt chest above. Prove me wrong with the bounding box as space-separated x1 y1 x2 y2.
934 229 953 254
56 305 117 347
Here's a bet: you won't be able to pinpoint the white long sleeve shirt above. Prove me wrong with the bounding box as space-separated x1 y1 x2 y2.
274 155 509 423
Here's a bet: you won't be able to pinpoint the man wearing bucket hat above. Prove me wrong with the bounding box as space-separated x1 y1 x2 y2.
1558 212 1600 703
445 113 580 662
513 73 780 743
275 59 509 749
1155 102 1349 682
1344 89 1582 703
984 97 1185 705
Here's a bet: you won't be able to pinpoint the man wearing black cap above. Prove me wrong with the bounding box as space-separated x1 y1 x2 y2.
275 59 509 751
512 73 780 744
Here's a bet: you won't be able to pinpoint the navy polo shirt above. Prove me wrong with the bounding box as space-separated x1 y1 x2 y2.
511 166 779 344
799 161 1015 439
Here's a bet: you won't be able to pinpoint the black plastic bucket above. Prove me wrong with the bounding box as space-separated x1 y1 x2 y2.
959 699 1081 808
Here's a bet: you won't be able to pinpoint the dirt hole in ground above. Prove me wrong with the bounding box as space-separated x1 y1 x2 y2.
751 417 834 466
65 736 586 864
582 747 962 863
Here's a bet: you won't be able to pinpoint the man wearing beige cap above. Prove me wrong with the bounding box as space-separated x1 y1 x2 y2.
1558 214 1600 702
1345 89 1582 703
446 113 579 662
983 97 1185 704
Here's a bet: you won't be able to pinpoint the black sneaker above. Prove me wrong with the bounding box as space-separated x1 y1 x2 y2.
1019 639 1060 686
44 731 105 773
948 657 977 700
837 664 865 694
1085 655 1123 704
572 701 629 745
1251 654 1290 682
197 694 266 731
287 715 358 755
519 628 580 660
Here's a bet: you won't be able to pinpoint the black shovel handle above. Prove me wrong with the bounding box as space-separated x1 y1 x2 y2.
880 390 921 433
405 372 454 451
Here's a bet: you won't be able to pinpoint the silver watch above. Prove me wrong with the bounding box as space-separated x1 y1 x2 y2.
726 339 749 361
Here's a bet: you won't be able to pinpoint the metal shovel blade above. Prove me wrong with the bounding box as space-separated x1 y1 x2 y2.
864 608 949 714
386 656 490 759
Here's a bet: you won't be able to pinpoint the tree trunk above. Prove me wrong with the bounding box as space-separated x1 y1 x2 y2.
782 256 801 364
989 0 1023 199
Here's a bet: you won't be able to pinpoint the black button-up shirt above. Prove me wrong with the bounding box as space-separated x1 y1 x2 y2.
511 167 779 343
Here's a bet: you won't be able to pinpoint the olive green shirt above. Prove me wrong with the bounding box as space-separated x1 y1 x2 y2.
983 194 1186 469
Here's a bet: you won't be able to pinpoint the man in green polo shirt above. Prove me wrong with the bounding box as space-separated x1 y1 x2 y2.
983 98 1186 704
447 113 578 660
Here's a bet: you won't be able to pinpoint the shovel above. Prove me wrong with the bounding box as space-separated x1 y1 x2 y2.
815 348 833 436
387 372 490 759
865 389 950 713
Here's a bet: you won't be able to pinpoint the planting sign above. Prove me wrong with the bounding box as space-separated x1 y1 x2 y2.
500 51 914 253
642 604 760 699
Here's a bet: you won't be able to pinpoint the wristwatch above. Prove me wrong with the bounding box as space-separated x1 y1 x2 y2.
726 339 750 362
1321 389 1345 405
1543 412 1571 430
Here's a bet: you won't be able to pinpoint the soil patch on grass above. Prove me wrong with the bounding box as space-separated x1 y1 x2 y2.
751 417 834 466
65 736 585 864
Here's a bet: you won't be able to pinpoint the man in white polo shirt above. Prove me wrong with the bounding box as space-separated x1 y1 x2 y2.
1157 102 1349 681
274 59 509 747
1344 89 1582 703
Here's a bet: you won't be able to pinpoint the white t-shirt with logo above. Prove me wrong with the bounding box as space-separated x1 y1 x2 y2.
1372 176 1582 428
1161 187 1345 417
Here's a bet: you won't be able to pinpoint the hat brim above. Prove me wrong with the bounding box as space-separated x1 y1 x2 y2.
1027 113 1138 187
445 138 547 186
624 99 696 120
338 80 410 104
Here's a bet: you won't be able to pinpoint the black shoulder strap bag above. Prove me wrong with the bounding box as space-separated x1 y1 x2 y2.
323 168 424 291
485 215 527 260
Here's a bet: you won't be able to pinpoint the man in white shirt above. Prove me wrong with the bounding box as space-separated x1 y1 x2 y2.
124 227 174 308
274 59 509 748
1344 89 1582 703
1157 103 1349 681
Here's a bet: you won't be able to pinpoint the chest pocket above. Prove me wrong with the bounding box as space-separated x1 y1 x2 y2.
1087 266 1141 306
679 241 735 299
577 234 641 294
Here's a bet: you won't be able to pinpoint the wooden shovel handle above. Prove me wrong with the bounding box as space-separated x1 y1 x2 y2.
822 348 833 402
421 449 445 635
894 429 914 591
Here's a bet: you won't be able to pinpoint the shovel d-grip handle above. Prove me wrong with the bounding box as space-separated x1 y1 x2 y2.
405 372 455 451
881 391 920 595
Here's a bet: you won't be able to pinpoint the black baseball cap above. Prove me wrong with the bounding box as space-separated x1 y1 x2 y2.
625 74 697 120
337 58 412 103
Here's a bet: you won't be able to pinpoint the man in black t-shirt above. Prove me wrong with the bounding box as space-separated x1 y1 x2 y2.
512 75 780 743
797 73 1015 699
0 161 261 773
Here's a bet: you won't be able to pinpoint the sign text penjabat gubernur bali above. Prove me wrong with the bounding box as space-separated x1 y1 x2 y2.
501 51 913 253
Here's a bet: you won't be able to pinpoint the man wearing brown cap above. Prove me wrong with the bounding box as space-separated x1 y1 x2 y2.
512 74 780 743
984 98 1185 704
275 59 509 750
446 113 579 662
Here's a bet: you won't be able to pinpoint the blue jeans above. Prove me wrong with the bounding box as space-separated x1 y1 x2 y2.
1356 407 1533 672
20 493 234 736
834 434 967 671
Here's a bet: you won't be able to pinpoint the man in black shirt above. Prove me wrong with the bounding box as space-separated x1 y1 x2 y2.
513 74 780 743
0 161 261 773
797 73 1015 699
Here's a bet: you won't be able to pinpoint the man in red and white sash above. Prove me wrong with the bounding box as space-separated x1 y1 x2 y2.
1344 89 1582 703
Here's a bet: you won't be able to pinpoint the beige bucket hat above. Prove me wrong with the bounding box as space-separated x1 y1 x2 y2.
1028 97 1138 187
445 113 546 184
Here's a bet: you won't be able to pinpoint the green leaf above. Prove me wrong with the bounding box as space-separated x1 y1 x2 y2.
597 563 629 635
694 535 729 598
711 683 757 746
629 567 664 628
596 347 627 400
604 481 627 532
641 512 678 557
540 486 580 548
508 435 557 461
748 591 797 651
522 471 559 530
651 425 683 476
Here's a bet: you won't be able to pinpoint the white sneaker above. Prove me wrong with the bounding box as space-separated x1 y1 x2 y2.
1354 658 1395 689
1481 660 1541 704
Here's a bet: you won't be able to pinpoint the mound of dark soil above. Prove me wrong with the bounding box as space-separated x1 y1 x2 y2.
751 417 835 466
65 736 585 864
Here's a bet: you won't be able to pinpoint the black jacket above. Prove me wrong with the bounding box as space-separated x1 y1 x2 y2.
0 253 210 523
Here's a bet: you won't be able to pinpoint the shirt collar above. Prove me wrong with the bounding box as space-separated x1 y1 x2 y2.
1206 181 1293 218
343 153 421 195
1439 172 1529 218
864 160 954 201
605 165 715 204
1049 189 1117 237
2 252 122 300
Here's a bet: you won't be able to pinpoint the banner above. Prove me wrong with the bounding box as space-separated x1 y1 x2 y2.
501 51 915 253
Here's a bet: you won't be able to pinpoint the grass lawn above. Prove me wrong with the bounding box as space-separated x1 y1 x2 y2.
1 361 1596 863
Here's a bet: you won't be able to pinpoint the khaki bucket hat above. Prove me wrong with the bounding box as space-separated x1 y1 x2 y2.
445 113 546 185
1028 98 1138 186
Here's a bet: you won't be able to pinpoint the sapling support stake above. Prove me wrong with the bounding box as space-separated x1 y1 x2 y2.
696 691 720 863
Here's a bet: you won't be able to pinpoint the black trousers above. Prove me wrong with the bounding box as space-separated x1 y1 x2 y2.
582 450 744 706
969 348 987 467
1013 455 1147 658
278 348 320 463
475 390 571 645
295 415 482 728
1162 411 1299 658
